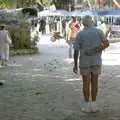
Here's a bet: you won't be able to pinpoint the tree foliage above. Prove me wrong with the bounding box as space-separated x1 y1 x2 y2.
90 0 96 5
0 0 15 8
0 0 70 9
40 0 51 6
17 0 37 7
0 0 44 8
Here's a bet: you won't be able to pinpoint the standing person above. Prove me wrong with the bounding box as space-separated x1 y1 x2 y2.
39 18 46 35
73 16 109 112
97 21 110 38
0 25 5 67
66 17 76 42
62 19 67 37
0 47 3 68
66 17 80 58
100 21 110 38
0 24 12 67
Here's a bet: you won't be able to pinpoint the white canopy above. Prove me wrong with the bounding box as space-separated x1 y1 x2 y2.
38 9 70 17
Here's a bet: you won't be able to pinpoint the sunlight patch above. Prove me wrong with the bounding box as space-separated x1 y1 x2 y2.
32 74 68 79
8 64 22 67
115 75 120 78
102 50 120 65
13 72 29 75
64 78 80 82
32 74 49 77
32 68 41 72
102 60 120 65
63 58 74 64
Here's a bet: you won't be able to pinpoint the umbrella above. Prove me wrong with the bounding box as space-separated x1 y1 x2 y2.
94 9 111 16
38 9 70 16
106 9 120 17
70 10 84 16
52 10 70 16
81 10 97 16
70 10 97 16
38 10 54 16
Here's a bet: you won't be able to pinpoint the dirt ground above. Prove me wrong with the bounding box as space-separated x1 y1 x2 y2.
0 37 120 120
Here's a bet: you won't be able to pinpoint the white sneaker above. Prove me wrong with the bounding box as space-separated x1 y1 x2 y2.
90 101 99 113
81 101 91 113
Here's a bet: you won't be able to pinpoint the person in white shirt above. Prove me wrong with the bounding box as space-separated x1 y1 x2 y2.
0 24 12 67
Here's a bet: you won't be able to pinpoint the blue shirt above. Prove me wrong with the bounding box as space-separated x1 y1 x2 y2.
74 27 105 67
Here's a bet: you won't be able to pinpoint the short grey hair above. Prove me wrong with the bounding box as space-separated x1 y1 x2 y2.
82 16 93 27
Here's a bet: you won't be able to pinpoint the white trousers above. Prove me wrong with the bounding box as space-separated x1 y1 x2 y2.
3 44 10 61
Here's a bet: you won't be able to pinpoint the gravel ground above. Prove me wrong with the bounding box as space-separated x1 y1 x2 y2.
0 38 120 120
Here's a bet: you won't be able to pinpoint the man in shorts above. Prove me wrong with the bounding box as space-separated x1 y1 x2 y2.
73 16 109 112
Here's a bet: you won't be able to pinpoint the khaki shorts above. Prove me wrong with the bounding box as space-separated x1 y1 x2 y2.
79 65 101 75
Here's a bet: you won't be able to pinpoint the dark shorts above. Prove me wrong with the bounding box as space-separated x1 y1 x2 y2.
79 65 101 75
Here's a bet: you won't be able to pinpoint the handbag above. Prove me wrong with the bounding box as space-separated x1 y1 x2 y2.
85 39 109 56
100 39 109 50
94 39 109 53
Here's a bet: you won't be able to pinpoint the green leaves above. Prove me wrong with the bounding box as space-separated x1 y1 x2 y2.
40 0 51 6
0 0 14 8
0 0 43 8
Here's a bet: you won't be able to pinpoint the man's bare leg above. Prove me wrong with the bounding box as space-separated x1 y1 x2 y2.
90 72 99 112
82 74 91 101
81 73 91 112
91 72 98 101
